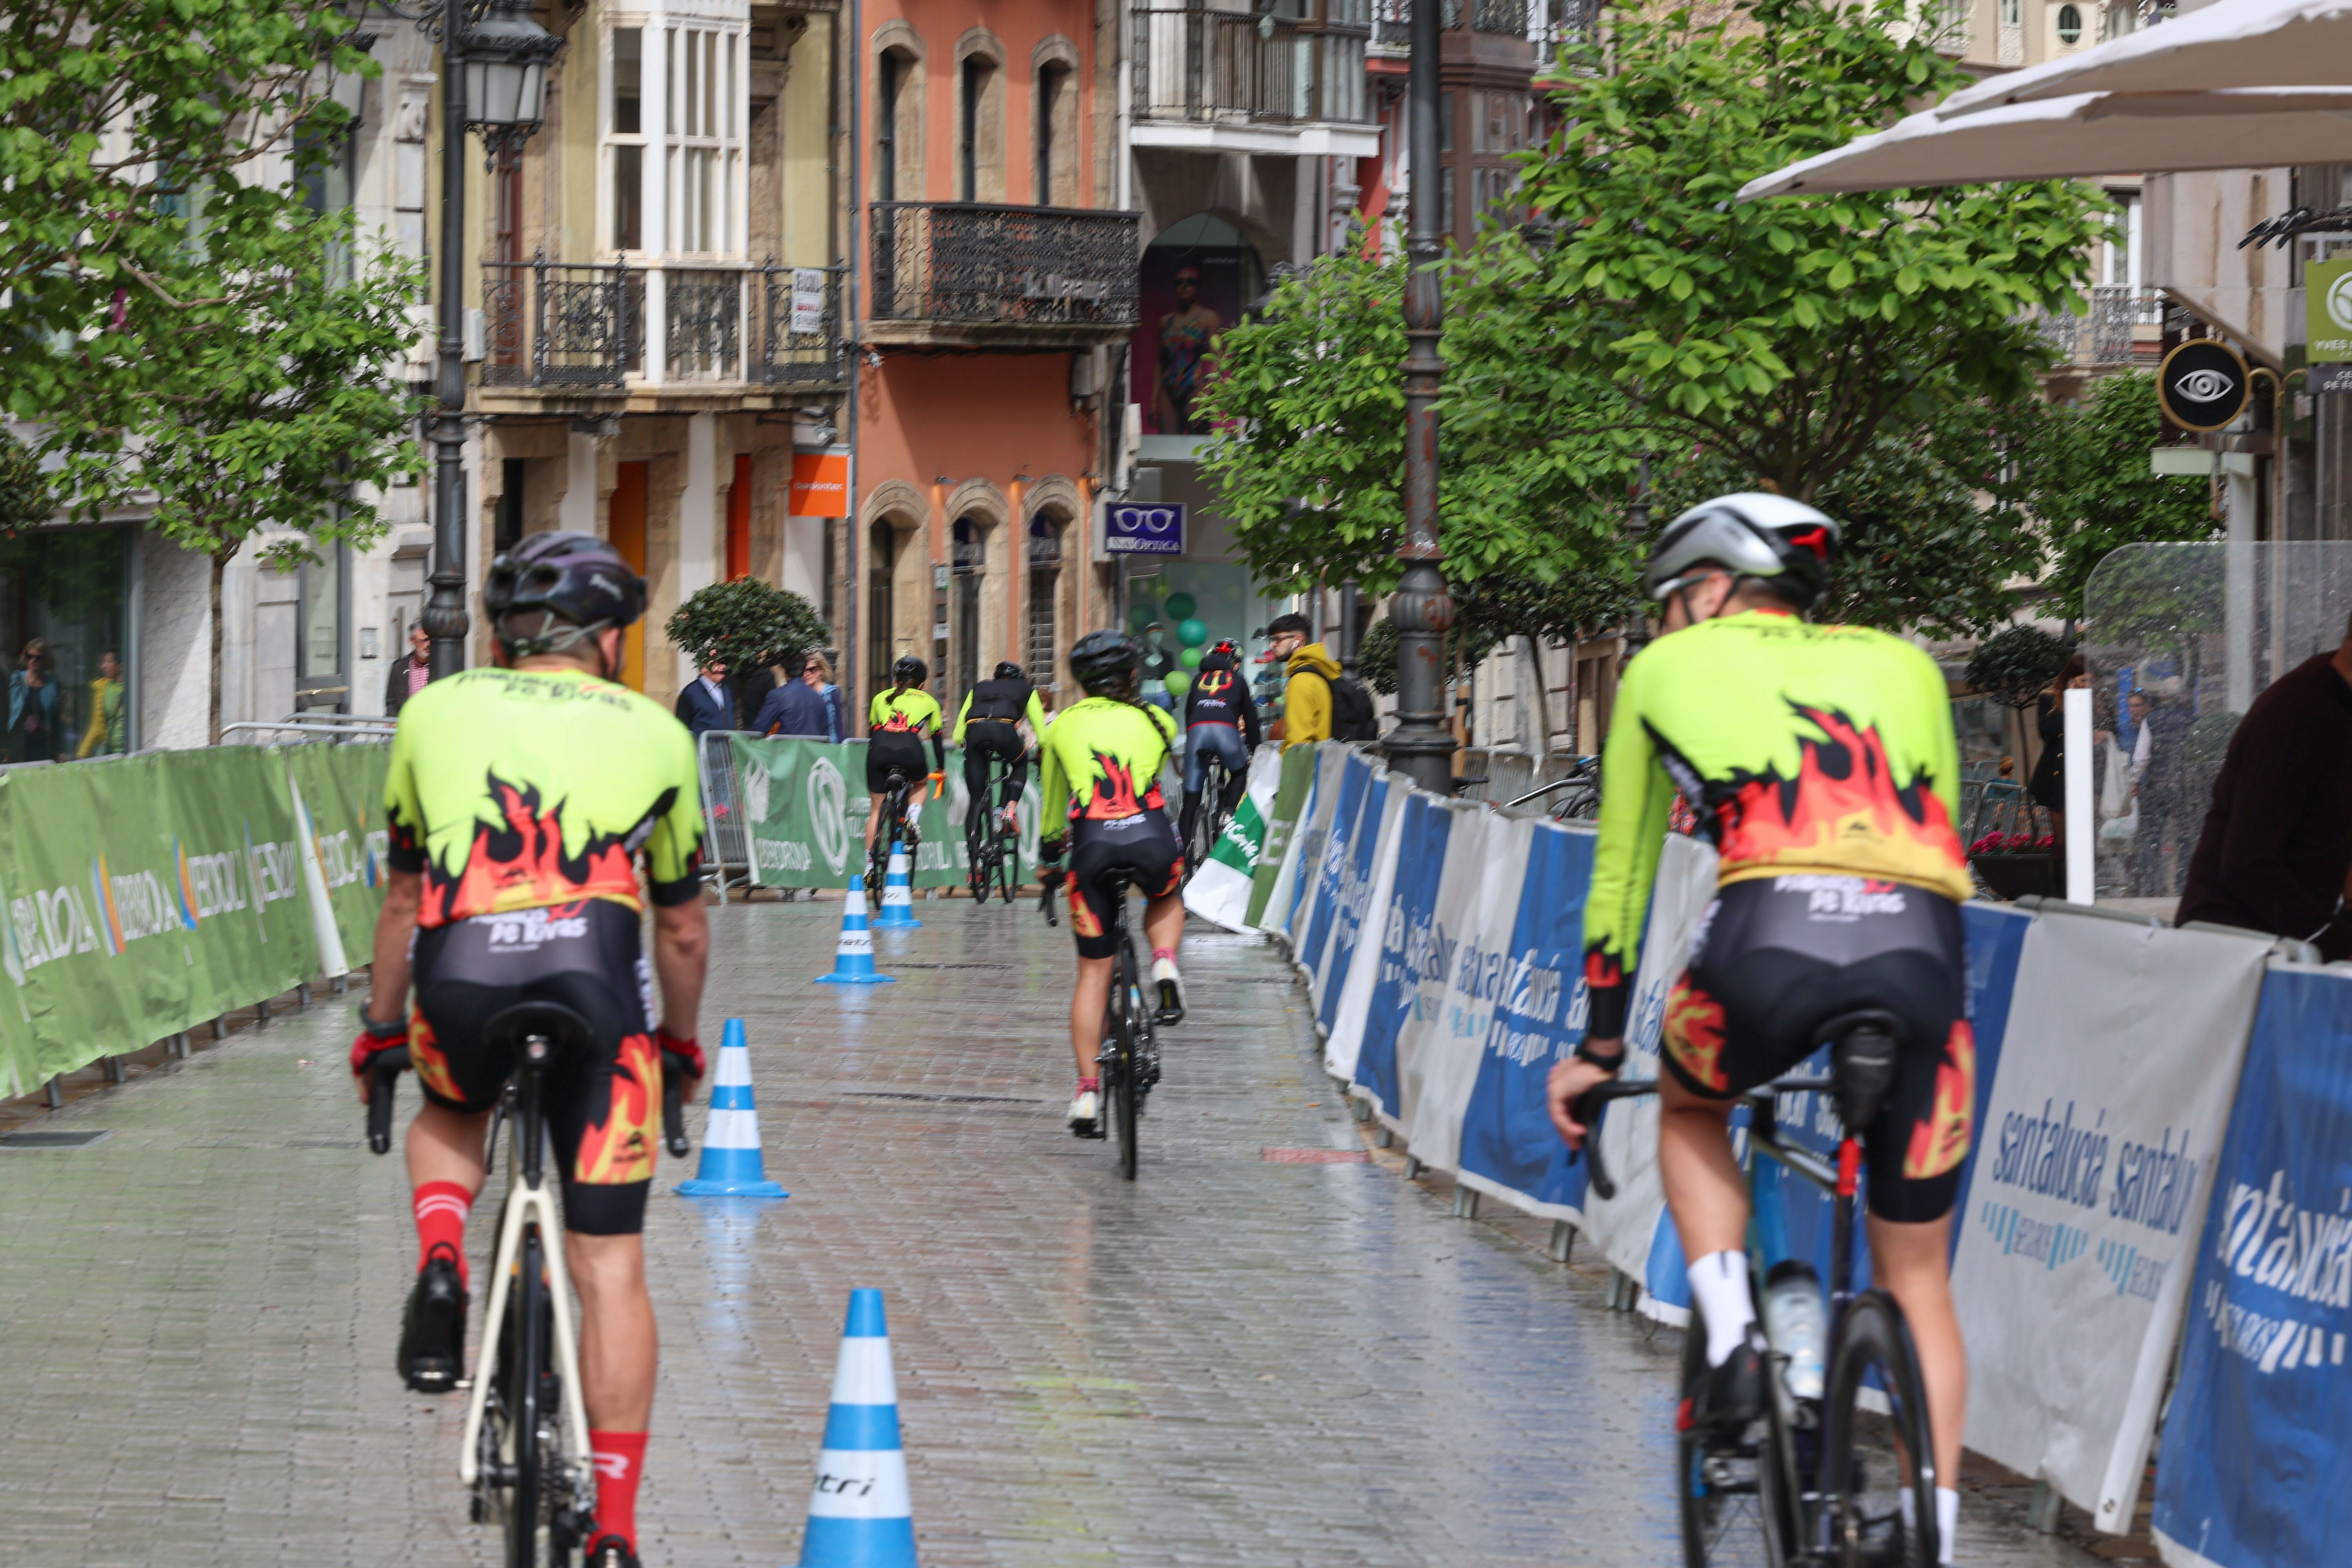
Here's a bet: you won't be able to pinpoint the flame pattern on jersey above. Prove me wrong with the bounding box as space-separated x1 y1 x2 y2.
1903 1019 1977 1180
575 1031 660 1185
1664 978 1730 1092
416 773 660 928
1711 703 1963 888
1076 753 1165 820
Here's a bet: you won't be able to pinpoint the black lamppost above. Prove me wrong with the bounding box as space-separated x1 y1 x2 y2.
1381 0 1455 793
423 0 560 682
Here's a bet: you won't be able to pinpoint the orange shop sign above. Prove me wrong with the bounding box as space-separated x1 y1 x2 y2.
788 449 849 517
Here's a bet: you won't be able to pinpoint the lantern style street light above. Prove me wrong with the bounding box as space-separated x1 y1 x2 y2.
422 0 561 682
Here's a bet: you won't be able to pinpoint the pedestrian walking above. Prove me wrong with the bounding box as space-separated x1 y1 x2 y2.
7 638 61 763
75 650 127 758
1263 613 1341 751
2175 619 2352 959
2026 653 2088 858
383 622 432 717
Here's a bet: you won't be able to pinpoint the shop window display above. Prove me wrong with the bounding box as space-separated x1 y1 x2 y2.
0 526 131 761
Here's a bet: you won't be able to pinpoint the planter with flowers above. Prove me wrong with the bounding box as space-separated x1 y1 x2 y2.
1969 831 2058 900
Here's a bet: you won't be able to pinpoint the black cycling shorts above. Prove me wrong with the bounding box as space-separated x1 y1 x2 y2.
409 899 660 1236
961 724 1027 810
866 733 931 795
1662 875 1974 1225
1064 811 1183 960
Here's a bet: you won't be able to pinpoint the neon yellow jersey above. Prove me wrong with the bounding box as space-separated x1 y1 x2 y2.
1038 696 1178 829
1582 611 1969 1034
384 666 704 929
868 688 944 738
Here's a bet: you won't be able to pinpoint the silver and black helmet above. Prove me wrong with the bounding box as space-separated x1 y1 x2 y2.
1644 493 1841 612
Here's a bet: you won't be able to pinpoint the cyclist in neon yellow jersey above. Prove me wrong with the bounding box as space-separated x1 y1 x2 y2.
865 655 947 860
1036 631 1185 1136
1546 494 1975 1566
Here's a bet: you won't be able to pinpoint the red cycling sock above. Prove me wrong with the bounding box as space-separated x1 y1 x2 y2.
590 1430 649 1546
1078 1076 1100 1093
1152 947 1177 964
412 1181 472 1288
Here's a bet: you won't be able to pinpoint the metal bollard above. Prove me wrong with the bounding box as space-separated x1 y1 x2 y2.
332 974 347 996
1403 1155 1425 1180
256 997 270 1026
211 1017 225 1041
1549 1220 1575 1264
102 1055 126 1085
1375 1126 1393 1149
2027 1480 2063 1534
44 1076 63 1109
1452 1185 1480 1220
170 1033 189 1059
1349 1098 1372 1123
1607 1267 1639 1312
297 983 310 1009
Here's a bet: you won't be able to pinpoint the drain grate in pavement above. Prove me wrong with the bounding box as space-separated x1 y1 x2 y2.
839 1090 1048 1105
1261 1147 1370 1164
0 1129 112 1149
882 962 1017 971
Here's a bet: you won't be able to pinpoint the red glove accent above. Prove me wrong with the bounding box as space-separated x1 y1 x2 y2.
656 1027 704 1081
349 1019 408 1080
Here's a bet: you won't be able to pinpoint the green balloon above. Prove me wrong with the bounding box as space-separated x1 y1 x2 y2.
1127 601 1157 631
1180 646 1203 670
1163 592 1197 621
1178 618 1208 647
1163 669 1191 697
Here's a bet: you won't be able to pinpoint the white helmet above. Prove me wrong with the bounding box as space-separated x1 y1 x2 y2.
1644 492 1841 612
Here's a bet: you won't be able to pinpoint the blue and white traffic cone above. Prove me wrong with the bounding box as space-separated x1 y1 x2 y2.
871 841 921 929
796 1288 917 1568
814 875 895 985
677 1020 788 1198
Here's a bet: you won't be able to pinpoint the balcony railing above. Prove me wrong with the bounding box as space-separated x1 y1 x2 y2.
869 204 1140 330
1371 0 1530 49
1133 2 1374 125
2024 286 2165 368
479 257 846 389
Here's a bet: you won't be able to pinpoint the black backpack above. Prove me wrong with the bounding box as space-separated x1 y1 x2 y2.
1312 669 1380 744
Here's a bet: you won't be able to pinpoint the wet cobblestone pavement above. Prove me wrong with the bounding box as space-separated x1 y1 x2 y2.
0 900 2115 1567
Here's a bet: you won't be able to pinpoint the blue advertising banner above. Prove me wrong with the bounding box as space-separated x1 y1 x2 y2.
2152 966 2352 1568
1318 771 1392 1038
1454 822 1597 1214
1297 753 1371 994
1351 793 1452 1120
1105 503 1185 557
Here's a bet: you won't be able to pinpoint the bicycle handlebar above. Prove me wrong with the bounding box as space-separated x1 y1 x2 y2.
1571 1078 1659 1202
366 1047 414 1155
660 1049 694 1159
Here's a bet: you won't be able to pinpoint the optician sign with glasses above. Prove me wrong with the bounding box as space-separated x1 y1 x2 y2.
1105 503 1185 557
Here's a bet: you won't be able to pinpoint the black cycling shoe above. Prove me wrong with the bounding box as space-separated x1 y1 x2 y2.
1679 1325 1767 1437
396 1249 468 1394
584 1535 642 1568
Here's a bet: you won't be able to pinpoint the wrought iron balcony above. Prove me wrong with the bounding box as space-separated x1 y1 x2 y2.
869 204 1140 332
2022 286 2165 369
1370 0 1530 49
479 257 846 389
1133 1 1374 125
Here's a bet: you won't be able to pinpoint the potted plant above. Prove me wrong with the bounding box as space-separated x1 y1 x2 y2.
1962 626 2069 898
1967 829 2059 898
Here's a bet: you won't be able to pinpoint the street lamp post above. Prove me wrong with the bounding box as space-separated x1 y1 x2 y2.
424 0 559 682
1381 0 1455 794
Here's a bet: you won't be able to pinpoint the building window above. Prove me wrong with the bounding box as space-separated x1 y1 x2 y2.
612 27 644 250
877 50 908 201
297 543 348 713
670 25 740 254
1999 0 2021 25
960 54 1001 202
1 527 132 760
1035 61 1071 206
1026 516 1062 685
950 517 984 712
2056 3 2083 42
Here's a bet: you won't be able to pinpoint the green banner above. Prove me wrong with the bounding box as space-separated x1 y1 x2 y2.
0 746 321 1095
2310 257 2352 364
728 735 1048 889
1244 745 1318 927
285 742 393 963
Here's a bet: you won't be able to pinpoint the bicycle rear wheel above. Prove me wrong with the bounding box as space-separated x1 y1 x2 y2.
1822 1290 1937 1568
995 824 1020 904
507 1227 547 1568
1678 1301 1790 1568
1108 944 1140 1180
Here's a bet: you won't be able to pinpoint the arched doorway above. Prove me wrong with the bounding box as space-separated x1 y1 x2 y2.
1132 214 1265 436
949 515 987 715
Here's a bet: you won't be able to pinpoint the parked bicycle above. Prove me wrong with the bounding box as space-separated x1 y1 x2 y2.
366 1006 692 1568
1577 1010 1940 1568
1039 869 1160 1180
1505 756 1602 821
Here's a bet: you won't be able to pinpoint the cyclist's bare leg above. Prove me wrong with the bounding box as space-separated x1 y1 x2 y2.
1142 891 1184 959
406 1100 495 1199
569 1232 658 1430
1867 1213 1965 1491
1657 1073 1749 1256
864 791 887 857
1069 955 1114 1079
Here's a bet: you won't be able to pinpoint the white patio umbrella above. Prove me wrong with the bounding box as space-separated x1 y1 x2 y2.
1935 0 2352 115
1738 87 2352 199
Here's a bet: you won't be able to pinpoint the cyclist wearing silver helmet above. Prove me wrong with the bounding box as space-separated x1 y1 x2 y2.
1546 494 1975 1562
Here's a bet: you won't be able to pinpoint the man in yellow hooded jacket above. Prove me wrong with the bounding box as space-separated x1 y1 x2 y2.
1264 613 1341 751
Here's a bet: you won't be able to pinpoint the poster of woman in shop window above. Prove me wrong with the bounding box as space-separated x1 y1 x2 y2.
1132 244 1248 435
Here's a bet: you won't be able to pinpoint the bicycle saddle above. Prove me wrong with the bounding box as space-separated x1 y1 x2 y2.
483 1000 596 1067
1811 1009 1909 1135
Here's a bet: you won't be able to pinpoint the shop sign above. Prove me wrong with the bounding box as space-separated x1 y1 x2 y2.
788 449 849 517
2158 339 2250 432
2308 257 2352 364
1106 503 1185 556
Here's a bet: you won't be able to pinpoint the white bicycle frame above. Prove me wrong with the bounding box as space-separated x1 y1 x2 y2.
457 1123 594 1499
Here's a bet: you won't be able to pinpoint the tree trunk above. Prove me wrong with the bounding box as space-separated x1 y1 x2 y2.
208 548 227 746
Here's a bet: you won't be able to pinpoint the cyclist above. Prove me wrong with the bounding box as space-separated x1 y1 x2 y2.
866 655 948 862
1178 638 1261 852
348 531 708 1568
954 659 1049 842
1544 494 1975 1564
1036 631 1186 1136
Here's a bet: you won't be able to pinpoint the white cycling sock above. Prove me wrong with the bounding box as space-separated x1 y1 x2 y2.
1938 1486 1958 1565
1688 1250 1757 1367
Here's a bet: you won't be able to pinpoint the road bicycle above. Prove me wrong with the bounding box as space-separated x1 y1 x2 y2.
867 768 919 898
367 1006 692 1568
1505 756 1602 821
965 751 1024 905
1182 743 1235 887
1039 869 1160 1180
1577 1009 1940 1568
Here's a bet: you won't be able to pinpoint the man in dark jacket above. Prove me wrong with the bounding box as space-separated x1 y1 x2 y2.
1179 642 1261 851
383 622 432 718
674 656 735 737
751 656 833 739
2176 622 2352 959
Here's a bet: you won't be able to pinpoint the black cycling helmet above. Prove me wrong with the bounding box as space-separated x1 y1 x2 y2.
993 661 1026 681
1645 492 1840 613
891 655 928 685
1210 639 1239 658
1068 629 1142 695
1198 644 1237 672
483 531 646 659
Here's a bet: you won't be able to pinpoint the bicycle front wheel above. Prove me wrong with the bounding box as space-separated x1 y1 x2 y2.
1822 1290 1938 1568
508 1227 547 1568
1677 1301 1790 1568
1109 947 1140 1180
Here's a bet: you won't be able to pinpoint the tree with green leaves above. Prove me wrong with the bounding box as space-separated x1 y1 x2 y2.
666 579 831 681
2025 372 2216 620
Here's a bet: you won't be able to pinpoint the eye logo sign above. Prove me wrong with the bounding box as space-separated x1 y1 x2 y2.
1106 503 1185 556
2157 339 2250 432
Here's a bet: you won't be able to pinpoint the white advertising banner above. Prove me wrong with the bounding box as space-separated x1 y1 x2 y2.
1955 912 2271 1532
1580 832 1720 1316
1323 779 1409 1083
1183 746 1285 933
1265 745 1348 947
